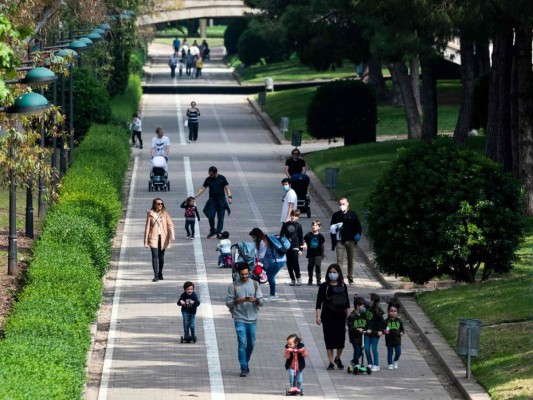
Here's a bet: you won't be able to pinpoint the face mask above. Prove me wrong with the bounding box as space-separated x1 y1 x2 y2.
360 306 366 314
283 185 290 191
340 205 347 212
328 272 339 281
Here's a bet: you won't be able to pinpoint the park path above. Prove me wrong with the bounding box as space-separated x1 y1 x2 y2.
92 42 453 400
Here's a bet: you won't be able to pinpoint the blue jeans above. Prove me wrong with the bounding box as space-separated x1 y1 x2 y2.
265 260 285 296
185 220 196 237
387 344 402 364
182 311 196 337
351 342 362 365
288 369 303 390
364 335 380 366
208 207 224 235
218 252 231 266
234 321 256 370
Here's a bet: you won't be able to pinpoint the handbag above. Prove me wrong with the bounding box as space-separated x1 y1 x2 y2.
184 119 188 127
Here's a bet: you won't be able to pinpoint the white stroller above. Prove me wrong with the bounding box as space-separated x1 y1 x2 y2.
149 155 169 192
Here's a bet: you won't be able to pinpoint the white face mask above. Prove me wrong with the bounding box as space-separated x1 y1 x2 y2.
339 205 348 212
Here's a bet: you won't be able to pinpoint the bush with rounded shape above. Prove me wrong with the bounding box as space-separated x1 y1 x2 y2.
307 79 377 146
224 18 249 55
237 28 266 66
366 137 524 284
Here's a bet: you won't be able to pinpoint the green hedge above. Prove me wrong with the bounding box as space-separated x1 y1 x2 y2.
0 76 137 399
110 74 142 127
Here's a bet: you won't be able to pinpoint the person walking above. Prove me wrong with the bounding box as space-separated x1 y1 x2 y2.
364 293 385 372
185 49 194 77
173 37 181 52
226 262 264 377
194 166 232 239
180 196 200 239
384 301 404 370
280 209 305 286
195 57 204 78
150 127 170 172
315 264 350 370
281 178 298 224
144 198 175 282
129 113 143 149
186 101 200 143
304 219 325 286
168 52 178 78
329 197 362 284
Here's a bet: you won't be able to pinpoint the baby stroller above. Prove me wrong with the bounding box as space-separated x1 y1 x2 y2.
290 173 311 218
149 155 170 192
231 242 267 284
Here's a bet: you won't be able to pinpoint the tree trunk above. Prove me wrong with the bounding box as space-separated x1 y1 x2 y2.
388 61 422 139
485 28 513 172
388 65 404 107
409 56 422 115
420 55 438 142
368 55 390 101
454 36 476 145
474 38 491 77
515 27 533 215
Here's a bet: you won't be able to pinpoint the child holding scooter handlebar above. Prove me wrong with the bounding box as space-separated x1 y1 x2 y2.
284 334 308 396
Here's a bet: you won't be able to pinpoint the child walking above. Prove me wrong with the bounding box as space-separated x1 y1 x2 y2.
347 296 368 372
384 302 405 370
280 209 305 286
129 113 143 148
365 293 385 372
216 231 231 268
284 334 309 394
181 196 200 239
177 281 200 342
304 219 325 286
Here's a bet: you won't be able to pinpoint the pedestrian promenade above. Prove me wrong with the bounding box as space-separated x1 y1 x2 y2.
91 43 457 400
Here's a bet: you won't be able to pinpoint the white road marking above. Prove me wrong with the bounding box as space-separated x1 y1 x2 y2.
184 156 225 400
207 96 230 145
175 94 187 146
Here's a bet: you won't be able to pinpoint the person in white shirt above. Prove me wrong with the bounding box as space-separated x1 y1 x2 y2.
216 231 232 268
150 127 170 172
129 113 143 148
281 177 298 224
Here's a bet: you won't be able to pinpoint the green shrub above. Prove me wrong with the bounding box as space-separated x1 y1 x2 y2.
224 18 249 55
237 28 266 66
366 137 524 284
110 74 143 126
72 67 111 141
307 79 377 146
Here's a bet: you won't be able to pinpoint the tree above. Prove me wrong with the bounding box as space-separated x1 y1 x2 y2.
224 18 249 55
366 138 524 284
307 80 377 146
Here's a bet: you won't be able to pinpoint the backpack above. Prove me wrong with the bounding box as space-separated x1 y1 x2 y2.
184 206 196 218
267 234 291 257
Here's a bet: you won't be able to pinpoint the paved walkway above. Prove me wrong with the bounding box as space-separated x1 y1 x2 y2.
93 43 457 400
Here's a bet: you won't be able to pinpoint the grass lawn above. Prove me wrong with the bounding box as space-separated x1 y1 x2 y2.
305 137 533 399
262 86 460 140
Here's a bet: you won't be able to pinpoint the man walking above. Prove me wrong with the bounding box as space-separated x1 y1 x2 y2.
226 262 264 377
281 177 298 223
194 166 232 239
329 197 362 284
150 127 170 172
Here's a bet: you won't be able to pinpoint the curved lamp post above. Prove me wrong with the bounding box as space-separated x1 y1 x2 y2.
1 90 51 275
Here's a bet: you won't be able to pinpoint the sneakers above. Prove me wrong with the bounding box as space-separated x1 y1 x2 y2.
219 264 225 268
186 235 191 239
393 361 399 369
152 277 159 282
158 273 164 280
188 140 192 143
188 236 194 240
334 357 344 369
371 365 380 372
216 233 223 239
296 278 302 286
388 364 394 370
240 368 247 377
265 295 279 302
289 280 296 286
327 363 335 370
348 278 354 284
207 232 216 239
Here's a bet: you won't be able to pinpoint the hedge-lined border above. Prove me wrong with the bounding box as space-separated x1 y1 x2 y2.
0 74 140 399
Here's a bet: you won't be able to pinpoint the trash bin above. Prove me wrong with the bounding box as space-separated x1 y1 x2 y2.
265 77 274 91
291 130 302 147
456 318 482 357
325 168 339 189
258 91 266 107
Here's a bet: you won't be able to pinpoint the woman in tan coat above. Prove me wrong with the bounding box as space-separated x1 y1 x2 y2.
144 198 175 281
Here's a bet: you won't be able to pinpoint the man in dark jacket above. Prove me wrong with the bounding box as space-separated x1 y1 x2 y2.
195 166 232 239
329 197 362 284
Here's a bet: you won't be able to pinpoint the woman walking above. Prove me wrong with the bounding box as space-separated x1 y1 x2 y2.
144 198 175 282
316 264 350 369
186 101 200 143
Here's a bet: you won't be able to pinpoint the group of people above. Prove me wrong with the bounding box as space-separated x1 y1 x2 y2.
168 38 210 79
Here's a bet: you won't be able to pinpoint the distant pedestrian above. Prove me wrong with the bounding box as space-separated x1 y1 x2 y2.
144 198 175 282
178 58 184 78
384 302 405 370
186 101 200 143
281 178 298 223
185 50 194 76
304 219 325 286
180 196 200 239
168 52 178 78
195 57 204 78
173 37 181 52
329 197 362 284
177 281 200 343
194 166 232 239
364 293 385 372
226 262 264 377
284 334 309 394
316 264 349 370
285 148 307 177
129 113 143 149
280 209 304 286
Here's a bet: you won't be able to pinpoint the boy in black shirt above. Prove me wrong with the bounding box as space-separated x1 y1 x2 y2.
304 219 325 286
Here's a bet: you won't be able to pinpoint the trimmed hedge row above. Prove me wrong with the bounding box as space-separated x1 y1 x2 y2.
0 77 135 398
